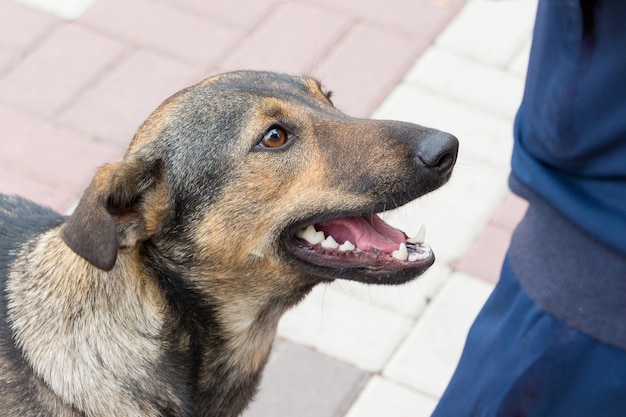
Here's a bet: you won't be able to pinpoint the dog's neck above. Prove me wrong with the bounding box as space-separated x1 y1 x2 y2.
141 240 317 416
6 228 307 417
7 229 173 416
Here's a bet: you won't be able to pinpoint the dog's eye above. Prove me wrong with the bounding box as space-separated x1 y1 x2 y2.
259 127 289 149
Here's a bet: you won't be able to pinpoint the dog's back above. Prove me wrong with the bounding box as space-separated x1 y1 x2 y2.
1 195 64 252
1 195 64 281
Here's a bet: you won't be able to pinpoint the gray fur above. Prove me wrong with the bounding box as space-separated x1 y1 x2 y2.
0 71 458 416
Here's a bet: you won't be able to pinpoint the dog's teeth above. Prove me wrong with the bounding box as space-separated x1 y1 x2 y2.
296 225 325 245
321 236 339 249
408 252 430 262
338 240 356 251
407 225 426 244
295 225 315 241
391 243 408 261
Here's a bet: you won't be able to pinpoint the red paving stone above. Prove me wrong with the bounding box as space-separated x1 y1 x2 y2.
0 0 469 212
456 224 512 284
0 165 72 212
0 46 16 75
456 192 529 283
491 191 528 229
314 23 429 117
163 0 280 29
217 2 352 76
0 24 128 117
81 0 241 66
0 104 121 210
310 0 466 40
0 0 57 52
0 105 121 184
58 49 203 145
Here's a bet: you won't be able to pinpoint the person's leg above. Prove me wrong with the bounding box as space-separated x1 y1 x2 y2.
431 255 626 417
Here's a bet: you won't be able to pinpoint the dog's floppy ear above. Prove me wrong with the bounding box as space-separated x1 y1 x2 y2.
61 153 169 271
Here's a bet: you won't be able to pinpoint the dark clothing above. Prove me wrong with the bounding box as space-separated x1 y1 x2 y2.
431 257 626 417
509 180 626 351
510 0 626 351
432 0 626 415
512 0 626 255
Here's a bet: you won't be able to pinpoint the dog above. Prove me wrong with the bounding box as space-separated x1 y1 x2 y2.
0 71 458 417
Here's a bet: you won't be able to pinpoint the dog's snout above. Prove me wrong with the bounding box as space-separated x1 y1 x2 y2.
418 131 459 175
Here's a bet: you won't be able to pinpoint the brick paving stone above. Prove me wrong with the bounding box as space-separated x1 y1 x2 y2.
278 283 413 372
315 23 428 117
0 46 17 75
243 341 367 417
436 0 537 68
58 48 203 146
0 105 121 210
0 165 72 212
456 224 512 283
405 48 525 120
379 163 510 269
384 273 494 398
374 83 514 169
329 263 450 319
0 0 58 53
455 193 528 283
81 0 240 66
10 0 100 19
344 376 438 417
306 0 466 41
217 2 351 76
0 24 129 117
490 192 528 229
163 0 279 30
508 39 532 78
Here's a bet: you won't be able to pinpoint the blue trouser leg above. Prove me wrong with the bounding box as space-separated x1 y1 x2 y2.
430 255 626 417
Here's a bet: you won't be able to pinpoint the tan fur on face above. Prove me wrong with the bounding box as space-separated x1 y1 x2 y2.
1 71 455 417
188 96 377 374
127 93 186 155
192 93 371 276
303 77 332 103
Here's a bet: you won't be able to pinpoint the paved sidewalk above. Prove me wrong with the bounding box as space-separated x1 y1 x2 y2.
0 0 537 415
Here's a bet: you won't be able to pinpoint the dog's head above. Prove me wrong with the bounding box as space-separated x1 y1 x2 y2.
61 71 457 296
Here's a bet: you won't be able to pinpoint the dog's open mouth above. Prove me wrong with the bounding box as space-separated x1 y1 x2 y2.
283 213 434 284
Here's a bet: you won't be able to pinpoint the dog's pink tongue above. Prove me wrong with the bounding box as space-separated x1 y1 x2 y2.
316 215 406 252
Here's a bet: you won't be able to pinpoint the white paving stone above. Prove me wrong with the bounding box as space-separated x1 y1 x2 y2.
278 283 414 371
378 163 510 267
436 0 538 68
374 82 513 267
384 273 494 397
404 47 525 120
344 376 438 417
373 83 514 170
330 263 451 319
508 38 533 78
339 0 536 411
10 0 98 19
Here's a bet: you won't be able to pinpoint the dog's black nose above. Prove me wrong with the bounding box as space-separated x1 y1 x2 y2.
418 131 459 175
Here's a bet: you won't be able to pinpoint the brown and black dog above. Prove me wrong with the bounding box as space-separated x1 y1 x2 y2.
0 71 457 417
